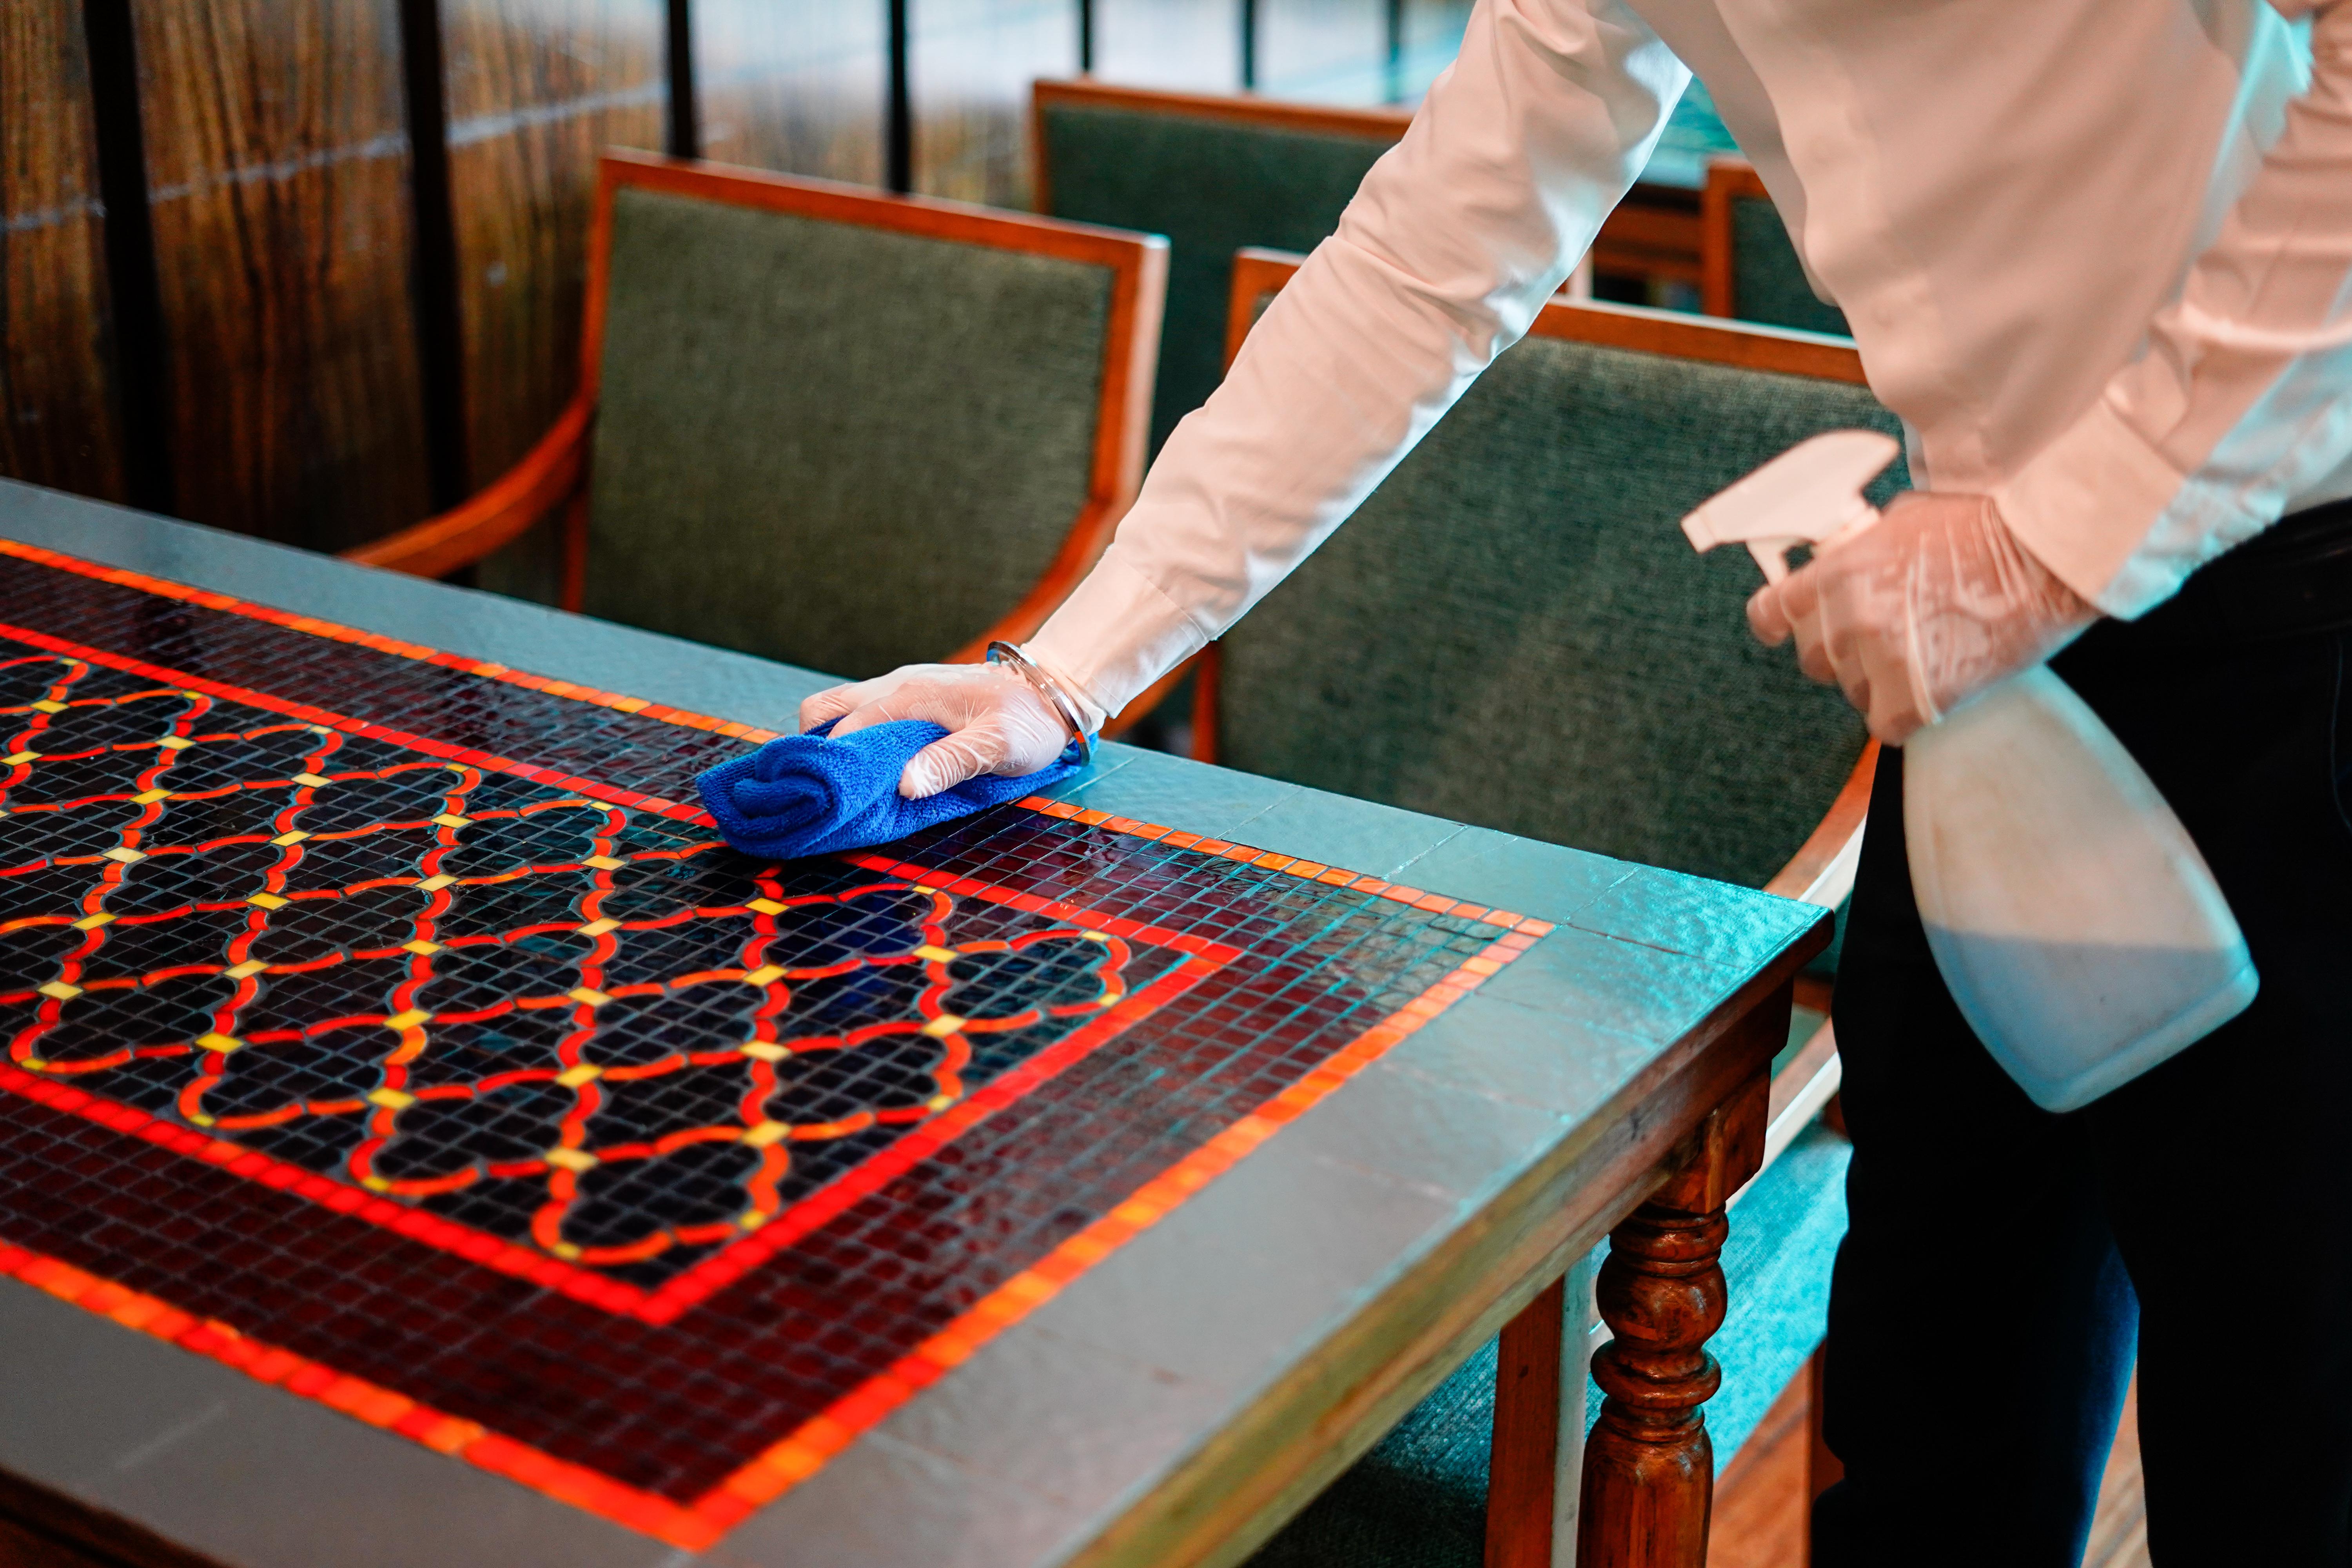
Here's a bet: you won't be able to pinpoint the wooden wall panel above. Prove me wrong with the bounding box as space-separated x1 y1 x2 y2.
697 0 886 187
443 0 663 488
1091 0 1240 94
134 0 430 552
909 0 1078 207
0 0 126 501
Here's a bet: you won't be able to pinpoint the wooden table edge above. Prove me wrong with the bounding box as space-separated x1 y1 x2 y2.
0 1465 228 1568
1060 920 1824 1568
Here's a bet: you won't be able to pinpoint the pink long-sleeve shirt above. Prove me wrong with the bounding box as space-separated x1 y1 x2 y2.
1030 0 2352 725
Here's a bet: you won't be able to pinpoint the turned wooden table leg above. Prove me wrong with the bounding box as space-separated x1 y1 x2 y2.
1575 1071 1769 1568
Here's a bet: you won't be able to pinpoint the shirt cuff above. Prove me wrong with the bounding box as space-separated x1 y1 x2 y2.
1024 546 1210 726
1991 394 2192 619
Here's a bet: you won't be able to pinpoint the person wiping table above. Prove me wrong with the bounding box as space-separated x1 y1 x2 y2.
793 2 2352 1558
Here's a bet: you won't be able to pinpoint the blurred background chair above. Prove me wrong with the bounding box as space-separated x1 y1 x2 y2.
349 151 1167 683
1702 158 1853 338
1031 78 1720 467
1033 80 1411 459
1210 249 1895 1568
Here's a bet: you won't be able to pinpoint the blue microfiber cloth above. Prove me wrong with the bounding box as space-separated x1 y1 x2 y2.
695 718 1078 860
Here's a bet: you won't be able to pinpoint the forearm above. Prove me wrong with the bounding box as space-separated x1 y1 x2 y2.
1995 0 2352 616
1029 0 1686 718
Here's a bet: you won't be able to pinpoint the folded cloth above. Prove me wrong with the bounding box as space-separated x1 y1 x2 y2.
695 719 1079 860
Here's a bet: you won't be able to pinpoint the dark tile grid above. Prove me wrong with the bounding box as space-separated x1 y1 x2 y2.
0 646 1182 1308
0 550 746 806
0 551 1529 1534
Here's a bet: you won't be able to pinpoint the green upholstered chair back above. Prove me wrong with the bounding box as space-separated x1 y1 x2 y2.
1732 198 1849 337
1704 160 1850 339
1033 81 1406 457
581 153 1164 683
1214 263 1902 890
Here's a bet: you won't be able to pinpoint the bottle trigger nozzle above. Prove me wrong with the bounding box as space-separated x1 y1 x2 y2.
1678 429 1902 583
1674 427 2259 1114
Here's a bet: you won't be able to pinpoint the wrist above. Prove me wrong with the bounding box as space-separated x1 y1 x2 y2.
985 642 1097 764
1015 644 1108 736
1028 549 1208 721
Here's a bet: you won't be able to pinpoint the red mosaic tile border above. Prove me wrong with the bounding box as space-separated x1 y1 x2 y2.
0 536 1553 1545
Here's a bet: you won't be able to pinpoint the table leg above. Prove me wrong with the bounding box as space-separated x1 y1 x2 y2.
1483 1248 1603 1568
1486 1275 1566 1568
1575 1074 1768 1568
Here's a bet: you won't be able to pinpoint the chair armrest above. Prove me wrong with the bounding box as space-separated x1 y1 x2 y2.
1763 739 1877 909
1738 740 1874 1194
343 392 593 580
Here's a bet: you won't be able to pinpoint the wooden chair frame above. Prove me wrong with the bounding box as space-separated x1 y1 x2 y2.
1214 245 1871 1565
1029 78 1416 220
1700 157 1775 321
348 149 1169 665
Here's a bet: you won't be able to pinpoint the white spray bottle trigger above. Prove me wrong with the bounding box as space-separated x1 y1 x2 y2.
1678 429 1902 582
1678 427 2259 1115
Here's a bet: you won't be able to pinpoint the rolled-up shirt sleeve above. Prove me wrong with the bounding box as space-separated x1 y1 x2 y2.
1028 0 1687 720
1995 0 2352 618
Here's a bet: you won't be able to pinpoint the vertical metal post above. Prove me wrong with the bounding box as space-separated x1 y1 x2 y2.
665 0 699 158
79 0 174 514
396 0 471 509
1078 0 1094 74
1239 0 1257 89
886 0 913 192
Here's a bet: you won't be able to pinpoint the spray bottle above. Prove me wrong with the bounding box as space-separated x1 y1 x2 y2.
1681 430 2258 1112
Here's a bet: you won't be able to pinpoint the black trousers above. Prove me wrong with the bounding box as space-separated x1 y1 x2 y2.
1811 558 2352 1563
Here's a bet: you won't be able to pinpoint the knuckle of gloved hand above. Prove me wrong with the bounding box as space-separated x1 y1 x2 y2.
903 740 978 799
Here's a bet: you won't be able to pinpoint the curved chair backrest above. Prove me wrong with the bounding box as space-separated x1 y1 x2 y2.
1032 80 1408 459
581 151 1165 682
1207 250 1902 891
1701 160 1850 339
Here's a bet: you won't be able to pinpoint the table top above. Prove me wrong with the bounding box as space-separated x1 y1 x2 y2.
0 478 1824 1568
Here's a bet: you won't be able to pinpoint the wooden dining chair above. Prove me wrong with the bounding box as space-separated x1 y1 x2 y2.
1701 157 1852 338
348 150 1167 682
1214 249 1887 1568
1033 78 1729 465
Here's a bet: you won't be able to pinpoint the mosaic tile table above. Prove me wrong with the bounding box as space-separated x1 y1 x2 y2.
0 479 1826 1568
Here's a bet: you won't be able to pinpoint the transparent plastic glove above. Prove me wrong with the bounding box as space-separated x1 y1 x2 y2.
798 661 1081 800
1746 491 2097 744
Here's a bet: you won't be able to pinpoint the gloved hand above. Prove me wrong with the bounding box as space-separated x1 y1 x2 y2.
1746 491 2097 744
799 660 1084 800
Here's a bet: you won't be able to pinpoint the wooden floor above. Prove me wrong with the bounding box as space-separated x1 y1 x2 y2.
1708 1366 2151 1568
